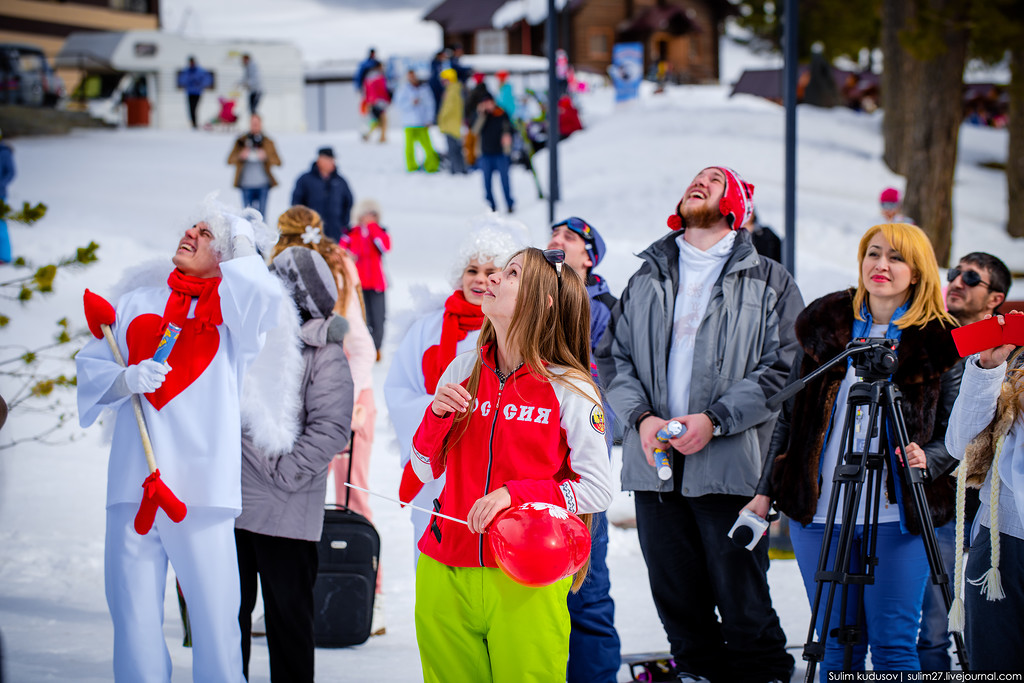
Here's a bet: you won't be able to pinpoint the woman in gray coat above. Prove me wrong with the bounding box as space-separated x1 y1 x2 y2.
236 247 354 682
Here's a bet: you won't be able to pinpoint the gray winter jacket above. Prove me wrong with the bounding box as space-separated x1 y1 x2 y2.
236 318 354 541
595 228 803 496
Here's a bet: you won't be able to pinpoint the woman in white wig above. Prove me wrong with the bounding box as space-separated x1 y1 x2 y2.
384 214 528 564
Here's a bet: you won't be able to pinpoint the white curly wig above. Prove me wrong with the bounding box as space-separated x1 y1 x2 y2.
188 192 278 260
448 212 531 289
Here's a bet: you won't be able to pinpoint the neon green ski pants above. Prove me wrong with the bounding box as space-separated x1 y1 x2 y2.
415 554 572 682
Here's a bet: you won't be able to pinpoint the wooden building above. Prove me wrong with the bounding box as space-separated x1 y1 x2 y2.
424 0 734 84
0 0 160 92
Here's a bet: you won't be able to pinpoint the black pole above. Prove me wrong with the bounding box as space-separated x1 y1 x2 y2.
547 0 560 224
782 0 798 275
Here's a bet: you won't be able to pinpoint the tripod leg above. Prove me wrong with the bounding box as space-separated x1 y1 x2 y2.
882 389 969 670
800 388 882 683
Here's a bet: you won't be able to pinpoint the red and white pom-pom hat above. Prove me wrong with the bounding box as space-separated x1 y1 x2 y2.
667 166 755 231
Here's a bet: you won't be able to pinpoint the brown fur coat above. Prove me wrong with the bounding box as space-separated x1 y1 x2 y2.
770 289 961 533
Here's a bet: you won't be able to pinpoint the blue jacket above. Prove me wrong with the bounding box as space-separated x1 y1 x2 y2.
393 82 435 128
354 56 381 91
589 272 618 446
291 164 354 241
587 273 614 352
0 142 14 200
177 65 212 96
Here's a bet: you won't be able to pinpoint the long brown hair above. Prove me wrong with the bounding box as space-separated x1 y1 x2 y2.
273 205 364 320
452 247 600 591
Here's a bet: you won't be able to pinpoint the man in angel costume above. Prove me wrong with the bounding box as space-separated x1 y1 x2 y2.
77 197 281 682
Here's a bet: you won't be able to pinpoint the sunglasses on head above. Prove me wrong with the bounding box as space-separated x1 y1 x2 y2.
553 217 592 238
947 266 994 290
542 249 565 288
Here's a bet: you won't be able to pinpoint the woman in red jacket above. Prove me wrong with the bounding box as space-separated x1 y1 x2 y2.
343 198 390 358
409 247 614 682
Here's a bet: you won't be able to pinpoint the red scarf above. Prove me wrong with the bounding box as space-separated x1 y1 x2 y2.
164 269 223 332
421 291 484 394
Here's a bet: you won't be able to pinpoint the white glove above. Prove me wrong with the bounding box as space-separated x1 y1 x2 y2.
227 213 257 257
124 360 171 394
228 213 256 242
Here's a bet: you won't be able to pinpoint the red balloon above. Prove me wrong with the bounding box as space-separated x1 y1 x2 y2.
488 502 592 587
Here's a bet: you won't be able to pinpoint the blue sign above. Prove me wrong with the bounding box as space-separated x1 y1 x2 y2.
609 43 643 103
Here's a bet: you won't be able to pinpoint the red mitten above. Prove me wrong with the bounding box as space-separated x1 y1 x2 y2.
83 289 116 339
149 470 187 522
133 470 187 534
134 494 159 535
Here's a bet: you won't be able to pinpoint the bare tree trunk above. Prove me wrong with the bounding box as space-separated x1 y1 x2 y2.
1008 48 1024 238
881 0 912 174
901 0 969 266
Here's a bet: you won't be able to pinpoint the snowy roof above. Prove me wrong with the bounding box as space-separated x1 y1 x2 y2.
424 0 509 34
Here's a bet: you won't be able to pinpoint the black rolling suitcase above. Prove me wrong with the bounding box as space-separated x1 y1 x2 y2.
312 435 380 647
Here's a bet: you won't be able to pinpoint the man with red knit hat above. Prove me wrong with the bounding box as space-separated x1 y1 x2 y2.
596 166 803 682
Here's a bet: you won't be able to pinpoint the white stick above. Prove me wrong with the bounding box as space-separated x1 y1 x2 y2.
343 482 468 525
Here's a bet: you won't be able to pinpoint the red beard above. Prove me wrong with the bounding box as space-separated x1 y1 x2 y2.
681 201 722 229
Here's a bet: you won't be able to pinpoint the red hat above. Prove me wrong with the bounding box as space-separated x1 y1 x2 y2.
667 166 754 231
472 73 485 84
880 187 900 204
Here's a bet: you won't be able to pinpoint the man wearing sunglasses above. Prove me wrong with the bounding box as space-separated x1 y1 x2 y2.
596 166 802 683
915 251 1010 671
945 253 1010 327
547 217 621 683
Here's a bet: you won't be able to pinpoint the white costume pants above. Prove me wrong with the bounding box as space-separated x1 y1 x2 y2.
105 503 244 683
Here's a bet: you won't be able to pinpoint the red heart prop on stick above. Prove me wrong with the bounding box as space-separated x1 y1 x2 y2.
127 314 219 410
488 502 591 587
134 469 188 534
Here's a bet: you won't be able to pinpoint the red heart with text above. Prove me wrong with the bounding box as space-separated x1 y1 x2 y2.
127 314 219 410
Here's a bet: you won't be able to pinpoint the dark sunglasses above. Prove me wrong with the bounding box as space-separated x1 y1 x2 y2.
947 266 994 290
542 249 565 288
553 217 593 238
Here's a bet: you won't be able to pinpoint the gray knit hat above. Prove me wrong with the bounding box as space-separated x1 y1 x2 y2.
270 247 338 320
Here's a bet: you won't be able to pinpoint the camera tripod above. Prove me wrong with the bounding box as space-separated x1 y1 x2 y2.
769 339 967 680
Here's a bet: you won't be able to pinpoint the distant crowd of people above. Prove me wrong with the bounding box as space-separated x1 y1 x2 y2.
348 46 585 214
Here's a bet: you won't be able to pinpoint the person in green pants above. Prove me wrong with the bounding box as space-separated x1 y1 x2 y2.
393 70 440 173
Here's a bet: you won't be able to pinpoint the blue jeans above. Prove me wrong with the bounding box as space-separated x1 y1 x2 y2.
917 520 955 670
479 154 513 212
240 186 269 220
444 134 466 174
567 512 620 683
965 529 1024 671
635 492 793 682
791 522 928 681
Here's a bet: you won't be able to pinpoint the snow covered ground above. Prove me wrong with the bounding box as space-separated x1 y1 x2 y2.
0 34 1016 683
